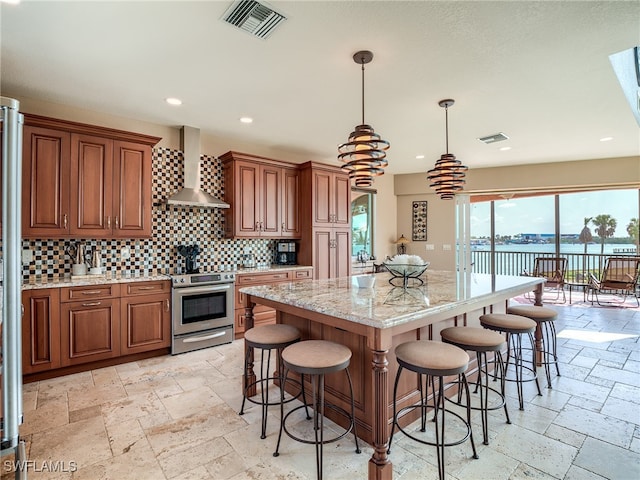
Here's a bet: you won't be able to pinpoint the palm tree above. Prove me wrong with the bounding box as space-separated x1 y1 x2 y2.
592 214 617 255
578 217 593 281
627 218 639 253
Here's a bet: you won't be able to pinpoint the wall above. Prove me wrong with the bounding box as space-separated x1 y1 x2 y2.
370 173 398 262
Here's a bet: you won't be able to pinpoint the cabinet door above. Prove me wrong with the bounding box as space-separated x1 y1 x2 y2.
314 229 333 280
281 167 300 237
333 173 351 226
70 133 113 237
312 170 333 226
60 298 120 366
260 164 281 235
22 126 71 237
22 289 61 374
113 141 152 238
334 229 352 278
121 293 170 355
235 161 260 236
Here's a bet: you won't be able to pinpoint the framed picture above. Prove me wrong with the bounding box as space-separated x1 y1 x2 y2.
412 201 427 241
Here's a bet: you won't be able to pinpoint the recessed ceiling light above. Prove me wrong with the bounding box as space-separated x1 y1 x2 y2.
499 146 512 151
416 154 425 159
599 136 613 142
240 117 253 124
165 97 182 106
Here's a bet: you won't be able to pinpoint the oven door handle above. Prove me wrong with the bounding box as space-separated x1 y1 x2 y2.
173 283 232 295
182 331 227 343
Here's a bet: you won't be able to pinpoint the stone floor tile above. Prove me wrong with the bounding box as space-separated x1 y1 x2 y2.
601 396 640 426
543 424 586 449
590 364 640 387
563 465 608 480
573 437 640 480
554 404 636 448
71 441 165 480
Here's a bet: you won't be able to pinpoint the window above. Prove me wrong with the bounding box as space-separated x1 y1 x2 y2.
351 188 375 258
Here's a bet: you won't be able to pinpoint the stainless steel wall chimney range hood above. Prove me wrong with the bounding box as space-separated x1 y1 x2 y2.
165 126 230 208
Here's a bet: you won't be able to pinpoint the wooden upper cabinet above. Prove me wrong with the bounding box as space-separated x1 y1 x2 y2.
221 151 300 239
113 140 152 237
22 114 160 239
22 125 71 237
70 133 113 236
281 167 301 237
311 167 350 227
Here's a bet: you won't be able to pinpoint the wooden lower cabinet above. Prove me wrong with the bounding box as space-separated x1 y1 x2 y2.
22 289 61 374
121 290 171 355
23 280 171 376
234 268 313 338
60 297 121 367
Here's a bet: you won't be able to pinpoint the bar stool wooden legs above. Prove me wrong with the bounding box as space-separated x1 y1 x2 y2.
441 327 511 445
388 340 478 480
274 340 361 480
507 305 560 388
480 313 542 410
239 324 304 439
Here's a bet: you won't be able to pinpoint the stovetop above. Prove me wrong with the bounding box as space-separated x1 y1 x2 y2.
171 270 235 287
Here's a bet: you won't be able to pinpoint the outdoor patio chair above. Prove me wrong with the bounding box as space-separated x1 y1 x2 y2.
588 256 640 307
525 257 567 303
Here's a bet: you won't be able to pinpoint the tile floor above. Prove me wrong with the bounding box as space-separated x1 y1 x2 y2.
3 300 640 480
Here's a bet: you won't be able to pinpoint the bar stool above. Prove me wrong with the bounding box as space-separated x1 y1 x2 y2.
480 313 542 410
239 324 304 439
440 327 511 445
274 340 361 480
507 305 560 388
388 340 478 480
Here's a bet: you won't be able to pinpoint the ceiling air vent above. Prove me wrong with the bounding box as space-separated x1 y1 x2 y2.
222 0 286 39
478 132 509 144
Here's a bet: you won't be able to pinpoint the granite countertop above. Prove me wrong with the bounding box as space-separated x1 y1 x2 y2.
240 270 544 329
21 273 172 291
235 265 312 275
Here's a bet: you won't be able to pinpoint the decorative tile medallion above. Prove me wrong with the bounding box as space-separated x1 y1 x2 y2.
412 201 428 241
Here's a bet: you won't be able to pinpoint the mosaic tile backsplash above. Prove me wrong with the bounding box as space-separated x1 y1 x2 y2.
16 147 276 281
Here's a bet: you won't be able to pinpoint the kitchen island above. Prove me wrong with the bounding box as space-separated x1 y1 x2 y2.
240 270 544 480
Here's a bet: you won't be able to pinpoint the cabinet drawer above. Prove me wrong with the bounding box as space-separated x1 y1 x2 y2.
236 271 291 285
124 281 170 296
61 284 120 302
294 269 312 279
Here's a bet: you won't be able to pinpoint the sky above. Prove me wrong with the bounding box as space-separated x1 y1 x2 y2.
470 189 639 238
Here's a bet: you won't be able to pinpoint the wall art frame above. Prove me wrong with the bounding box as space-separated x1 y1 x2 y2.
412 201 427 241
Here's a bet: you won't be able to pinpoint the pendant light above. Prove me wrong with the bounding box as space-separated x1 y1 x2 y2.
427 99 468 199
338 50 390 188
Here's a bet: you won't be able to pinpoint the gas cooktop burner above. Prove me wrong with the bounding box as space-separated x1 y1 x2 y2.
171 270 235 287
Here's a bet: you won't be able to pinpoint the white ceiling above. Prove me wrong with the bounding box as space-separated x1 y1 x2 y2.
1 0 639 175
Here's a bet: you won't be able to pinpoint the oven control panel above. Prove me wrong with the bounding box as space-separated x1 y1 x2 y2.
172 272 236 286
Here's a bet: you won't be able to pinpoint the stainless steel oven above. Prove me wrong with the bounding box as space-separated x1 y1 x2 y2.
171 272 235 354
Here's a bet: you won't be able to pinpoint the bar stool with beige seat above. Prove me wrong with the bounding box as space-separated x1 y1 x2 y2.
388 340 478 480
239 324 304 439
479 313 542 410
273 340 361 480
507 305 560 388
440 326 511 445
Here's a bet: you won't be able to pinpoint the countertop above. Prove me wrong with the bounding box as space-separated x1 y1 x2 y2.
16 264 313 291
240 270 544 329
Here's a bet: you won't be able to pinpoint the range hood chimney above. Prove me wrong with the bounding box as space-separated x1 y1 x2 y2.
165 126 230 208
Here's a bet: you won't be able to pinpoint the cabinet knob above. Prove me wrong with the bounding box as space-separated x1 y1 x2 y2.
165 299 170 312
81 301 102 307
107 216 111 229
281 222 285 231
115 216 119 229
63 213 68 229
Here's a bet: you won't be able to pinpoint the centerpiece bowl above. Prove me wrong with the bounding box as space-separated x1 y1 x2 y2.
383 255 430 287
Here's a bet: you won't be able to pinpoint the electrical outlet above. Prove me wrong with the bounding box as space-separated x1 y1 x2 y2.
425 244 434 251
121 247 130 260
442 244 452 251
22 249 33 265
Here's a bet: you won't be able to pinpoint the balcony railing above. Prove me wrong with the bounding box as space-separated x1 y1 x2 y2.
471 250 637 282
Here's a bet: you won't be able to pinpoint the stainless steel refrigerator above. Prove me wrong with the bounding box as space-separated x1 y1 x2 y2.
1 96 27 478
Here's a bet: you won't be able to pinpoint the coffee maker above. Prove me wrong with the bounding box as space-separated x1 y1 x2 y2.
275 241 297 265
